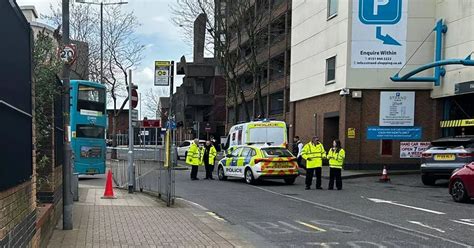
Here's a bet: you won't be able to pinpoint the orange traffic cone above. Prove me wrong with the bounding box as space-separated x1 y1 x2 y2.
102 169 116 199
379 166 390 182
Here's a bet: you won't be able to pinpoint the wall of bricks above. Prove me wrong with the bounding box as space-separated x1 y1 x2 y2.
0 181 37 247
293 90 442 169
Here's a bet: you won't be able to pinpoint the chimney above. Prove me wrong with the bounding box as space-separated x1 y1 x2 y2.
193 13 207 64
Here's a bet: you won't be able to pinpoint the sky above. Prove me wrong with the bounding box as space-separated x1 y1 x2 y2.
16 0 192 118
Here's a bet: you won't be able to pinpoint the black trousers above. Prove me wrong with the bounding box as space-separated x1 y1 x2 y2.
190 165 199 179
328 167 342 190
305 167 322 188
205 162 214 179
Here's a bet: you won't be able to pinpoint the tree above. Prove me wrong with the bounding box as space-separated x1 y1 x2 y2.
143 88 167 119
46 2 144 154
32 29 62 191
170 0 274 123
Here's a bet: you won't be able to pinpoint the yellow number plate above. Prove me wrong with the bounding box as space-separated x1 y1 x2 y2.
86 168 98 174
434 154 455 161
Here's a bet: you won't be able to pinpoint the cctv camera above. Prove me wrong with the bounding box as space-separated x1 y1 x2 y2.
339 88 350 96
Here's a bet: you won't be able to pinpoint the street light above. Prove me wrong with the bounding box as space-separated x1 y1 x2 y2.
75 0 128 84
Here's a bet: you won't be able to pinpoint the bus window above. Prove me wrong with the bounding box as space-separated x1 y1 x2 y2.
77 85 106 114
76 125 105 139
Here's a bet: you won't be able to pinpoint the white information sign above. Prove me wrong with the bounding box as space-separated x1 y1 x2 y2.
351 0 407 68
154 61 171 86
379 91 415 126
400 142 430 159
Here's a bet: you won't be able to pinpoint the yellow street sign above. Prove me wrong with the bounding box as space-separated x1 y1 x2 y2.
347 128 356 139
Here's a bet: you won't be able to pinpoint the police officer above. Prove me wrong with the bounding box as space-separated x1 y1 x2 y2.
301 136 326 190
187 139 202 180
292 136 304 168
202 140 217 180
327 139 345 190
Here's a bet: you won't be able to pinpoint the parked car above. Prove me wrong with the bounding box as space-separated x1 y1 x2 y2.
449 162 474 202
177 140 206 160
217 145 299 185
420 136 474 185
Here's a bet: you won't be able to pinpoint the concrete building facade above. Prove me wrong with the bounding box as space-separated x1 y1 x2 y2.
290 0 474 169
217 0 292 127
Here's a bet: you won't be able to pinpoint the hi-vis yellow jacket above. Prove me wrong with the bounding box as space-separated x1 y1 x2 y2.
327 148 345 169
200 146 217 165
186 143 202 166
301 142 326 168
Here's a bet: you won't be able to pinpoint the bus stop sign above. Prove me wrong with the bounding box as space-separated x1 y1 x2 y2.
131 89 138 109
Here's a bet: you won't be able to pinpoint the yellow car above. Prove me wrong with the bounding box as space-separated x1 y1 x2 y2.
217 145 299 185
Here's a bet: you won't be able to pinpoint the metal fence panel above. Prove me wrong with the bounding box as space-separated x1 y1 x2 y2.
107 147 175 206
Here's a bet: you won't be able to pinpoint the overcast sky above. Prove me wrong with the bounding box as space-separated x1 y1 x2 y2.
16 0 192 118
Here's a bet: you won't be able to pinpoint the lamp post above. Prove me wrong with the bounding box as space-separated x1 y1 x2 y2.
75 0 128 84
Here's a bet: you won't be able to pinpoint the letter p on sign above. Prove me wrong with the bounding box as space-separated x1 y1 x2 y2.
373 0 389 15
359 0 402 25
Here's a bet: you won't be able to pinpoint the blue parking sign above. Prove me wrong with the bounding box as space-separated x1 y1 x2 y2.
359 0 402 25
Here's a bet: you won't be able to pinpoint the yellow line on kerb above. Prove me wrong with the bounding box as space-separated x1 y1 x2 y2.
206 212 225 221
296 221 326 232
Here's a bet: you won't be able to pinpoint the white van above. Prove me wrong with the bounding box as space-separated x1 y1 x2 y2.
222 120 288 152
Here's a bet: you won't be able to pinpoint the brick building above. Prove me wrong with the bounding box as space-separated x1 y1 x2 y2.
290 0 474 169
216 0 292 127
1 1 37 246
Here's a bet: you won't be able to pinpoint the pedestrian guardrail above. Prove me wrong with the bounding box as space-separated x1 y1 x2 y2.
107 146 176 206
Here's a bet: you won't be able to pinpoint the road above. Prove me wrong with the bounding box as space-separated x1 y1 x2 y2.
173 167 474 247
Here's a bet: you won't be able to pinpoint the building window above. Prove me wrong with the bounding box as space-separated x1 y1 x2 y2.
269 91 284 115
381 140 393 156
327 0 338 19
326 56 336 84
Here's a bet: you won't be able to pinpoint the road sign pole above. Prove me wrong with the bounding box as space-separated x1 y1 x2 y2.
62 0 73 231
128 70 134 193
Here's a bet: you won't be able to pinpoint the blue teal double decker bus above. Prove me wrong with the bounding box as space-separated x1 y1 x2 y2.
70 80 107 175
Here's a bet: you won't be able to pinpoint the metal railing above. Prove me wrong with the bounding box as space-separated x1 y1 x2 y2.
107 146 176 206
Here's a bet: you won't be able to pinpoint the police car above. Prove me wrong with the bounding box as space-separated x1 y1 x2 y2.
217 145 299 185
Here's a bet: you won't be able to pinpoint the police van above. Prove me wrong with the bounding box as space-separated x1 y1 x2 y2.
217 145 298 185
222 120 288 152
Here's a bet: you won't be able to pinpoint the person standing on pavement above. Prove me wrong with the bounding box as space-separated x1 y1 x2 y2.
301 136 326 190
292 136 304 168
202 140 217 180
187 139 202 180
327 139 345 190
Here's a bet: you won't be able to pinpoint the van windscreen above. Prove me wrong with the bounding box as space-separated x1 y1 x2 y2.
248 127 285 145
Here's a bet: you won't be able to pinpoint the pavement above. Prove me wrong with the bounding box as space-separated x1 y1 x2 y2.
47 176 254 248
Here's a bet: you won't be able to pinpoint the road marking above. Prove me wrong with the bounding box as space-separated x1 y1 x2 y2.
408 221 445 233
350 216 372 224
306 242 340 247
206 211 226 222
250 185 471 247
452 220 474 227
295 221 326 232
394 229 430 240
313 205 332 212
365 197 445 215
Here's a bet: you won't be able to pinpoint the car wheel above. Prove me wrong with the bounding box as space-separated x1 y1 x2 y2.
218 166 227 181
284 177 296 185
421 175 436 186
451 179 469 203
245 168 255 185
